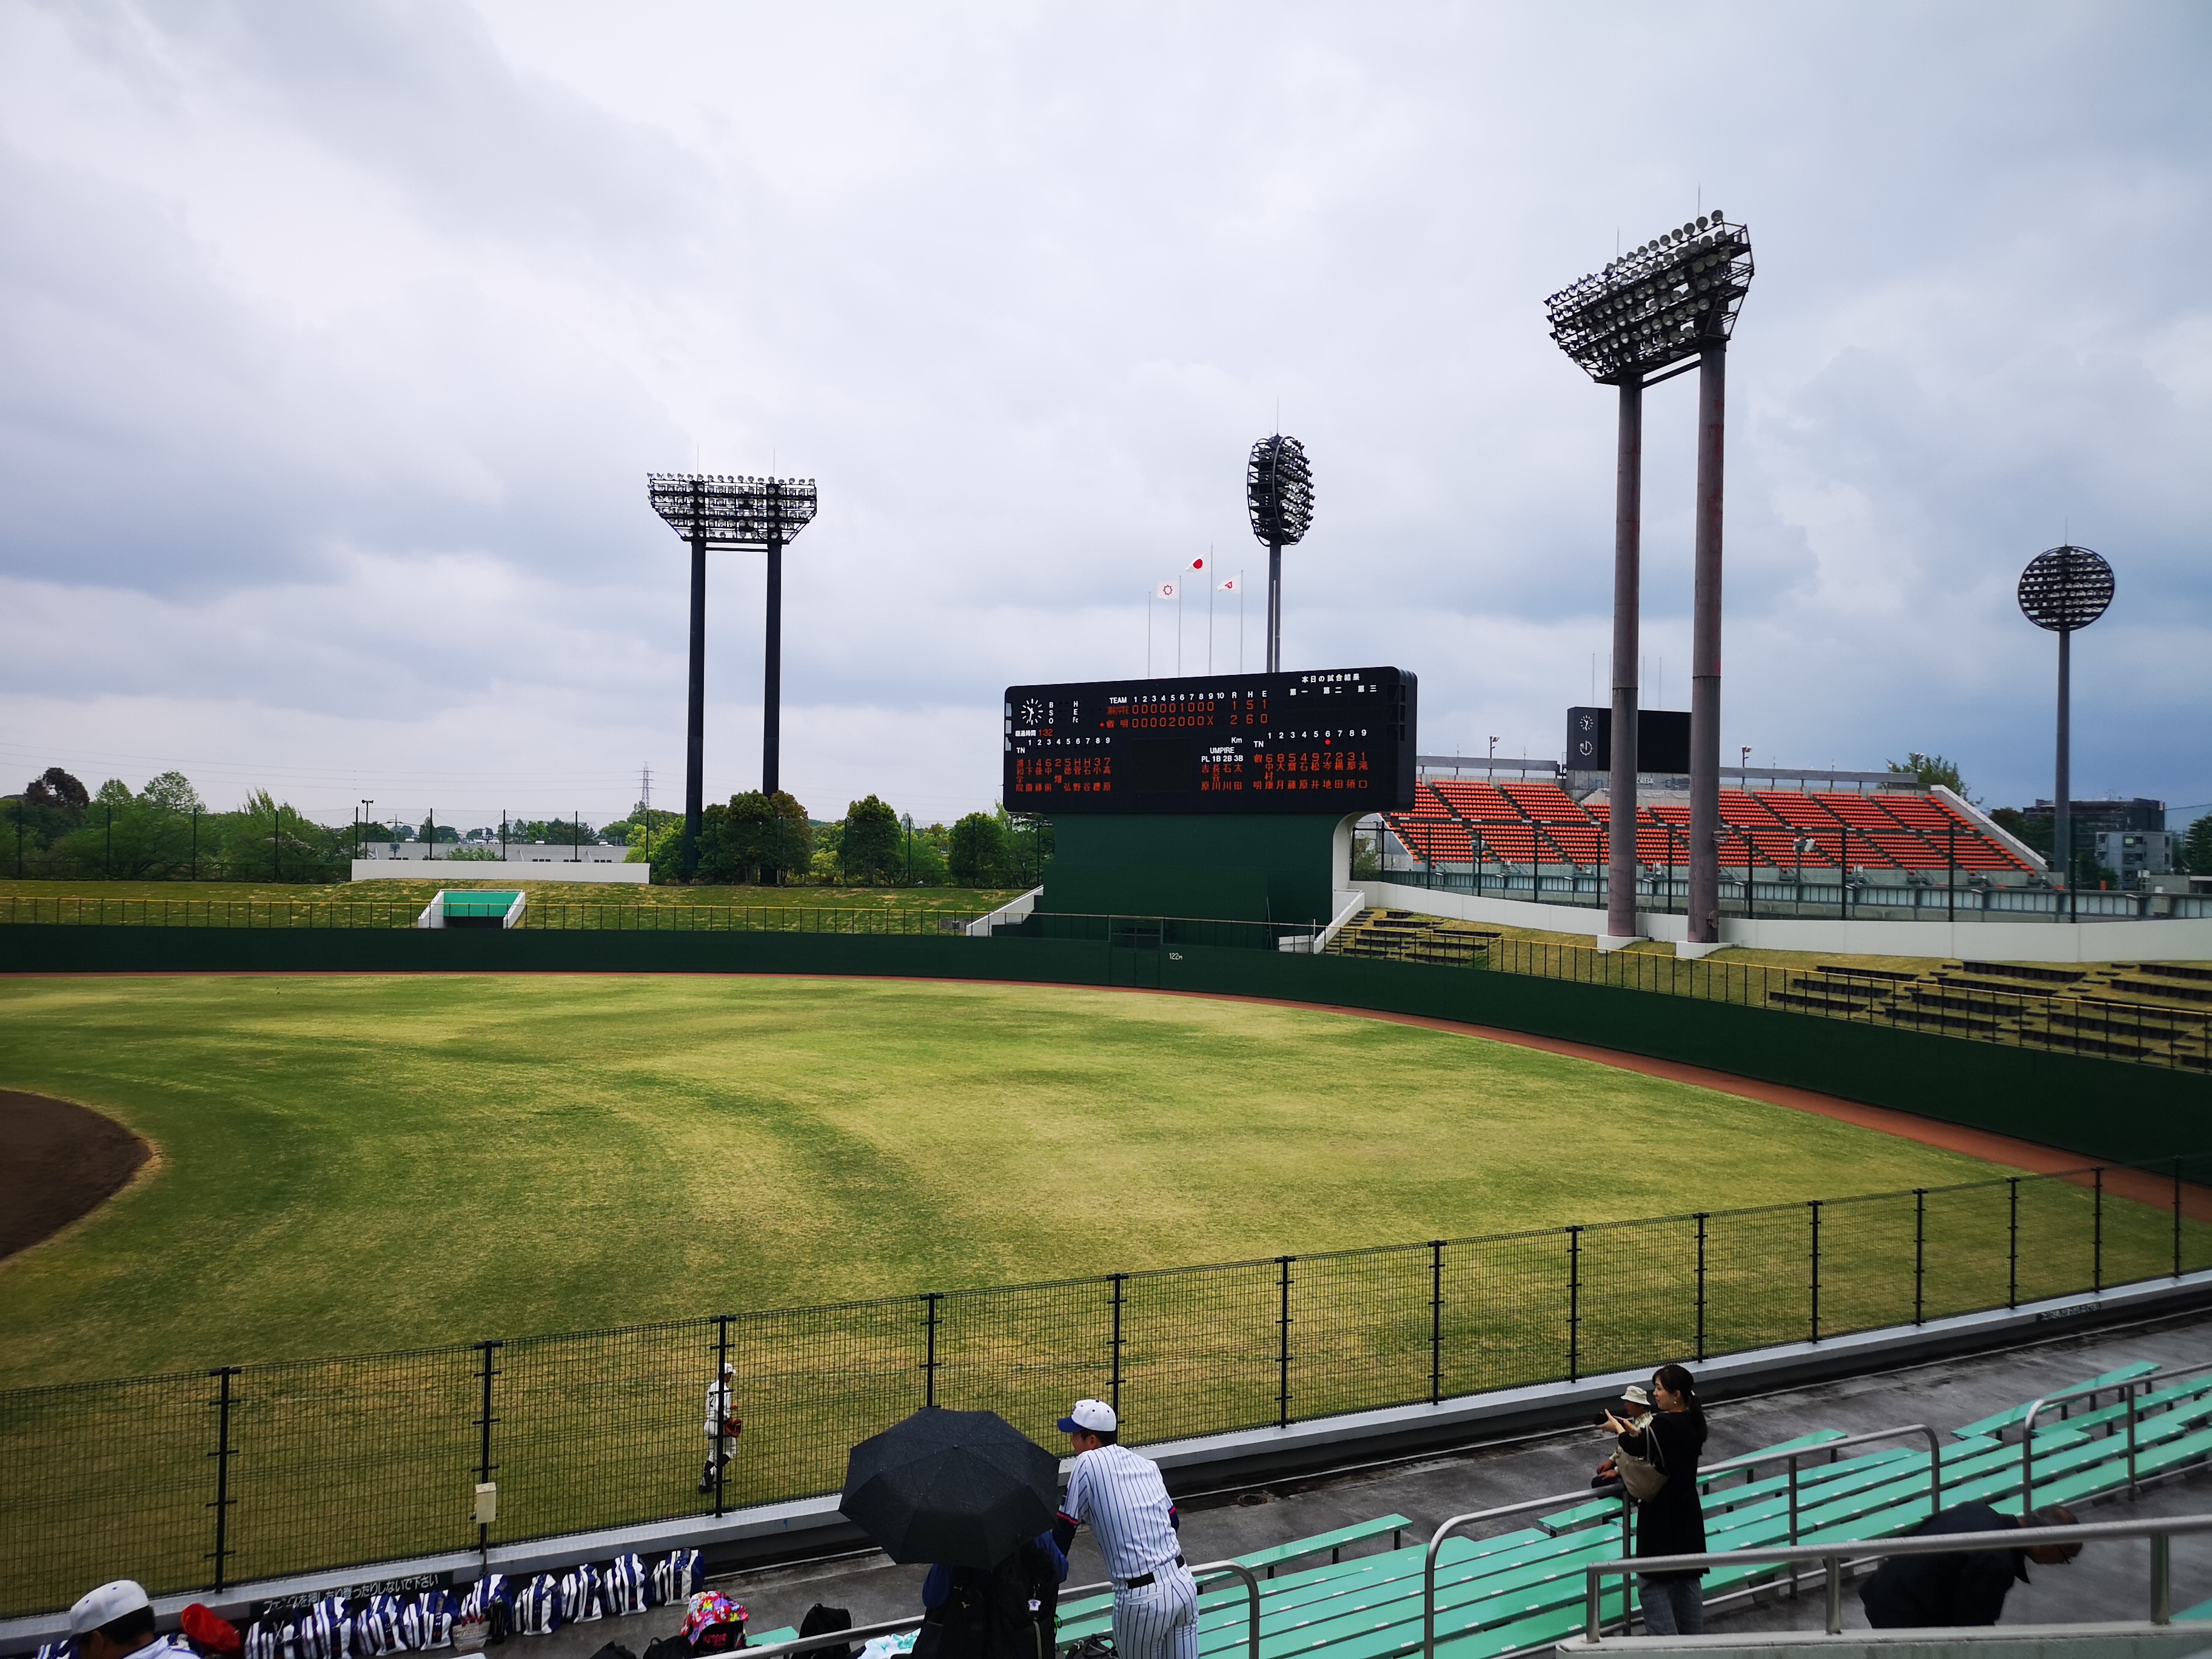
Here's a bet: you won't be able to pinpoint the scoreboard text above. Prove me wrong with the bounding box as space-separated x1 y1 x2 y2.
1004 668 1416 815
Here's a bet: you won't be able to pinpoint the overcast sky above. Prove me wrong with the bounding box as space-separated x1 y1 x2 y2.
2 1 2208 832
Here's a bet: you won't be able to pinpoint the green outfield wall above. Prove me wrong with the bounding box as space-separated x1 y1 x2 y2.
2 923 2204 1169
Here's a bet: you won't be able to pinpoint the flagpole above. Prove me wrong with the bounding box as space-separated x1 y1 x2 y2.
1239 571 1245 673
1177 582 1183 675
1146 588 1153 677
1208 555 1215 674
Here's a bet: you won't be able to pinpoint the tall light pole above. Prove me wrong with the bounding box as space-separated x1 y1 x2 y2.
1547 212 1754 945
1245 435 1314 674
647 472 819 879
2018 544 2114 917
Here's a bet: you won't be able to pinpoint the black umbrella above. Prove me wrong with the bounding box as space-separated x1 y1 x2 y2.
839 1407 1060 1569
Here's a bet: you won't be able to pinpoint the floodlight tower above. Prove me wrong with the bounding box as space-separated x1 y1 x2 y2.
2017 544 2114 915
1546 213 1754 946
1246 435 1314 673
647 472 820 878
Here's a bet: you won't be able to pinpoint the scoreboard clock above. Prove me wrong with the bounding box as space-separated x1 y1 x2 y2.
1004 667 1416 815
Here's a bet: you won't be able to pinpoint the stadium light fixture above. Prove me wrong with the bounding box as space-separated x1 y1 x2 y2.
1545 215 1755 948
647 473 819 880
1245 435 1314 674
2017 543 2114 914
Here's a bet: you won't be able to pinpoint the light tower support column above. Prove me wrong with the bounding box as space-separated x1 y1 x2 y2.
764 526 784 800
1606 378 1643 942
683 517 708 881
1266 541 1283 673
2054 626 2072 916
1687 341 1727 945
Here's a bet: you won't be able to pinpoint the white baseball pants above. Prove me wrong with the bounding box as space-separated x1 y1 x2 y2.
1111 1563 1198 1659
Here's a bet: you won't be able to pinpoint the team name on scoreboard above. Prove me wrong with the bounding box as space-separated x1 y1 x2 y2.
1003 668 1416 815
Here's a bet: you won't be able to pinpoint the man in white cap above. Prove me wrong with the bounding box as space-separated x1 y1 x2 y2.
699 1361 743 1493
70 1581 184 1659
1051 1399 1195 1659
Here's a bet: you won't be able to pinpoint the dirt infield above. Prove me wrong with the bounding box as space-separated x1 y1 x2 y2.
0 1090 149 1260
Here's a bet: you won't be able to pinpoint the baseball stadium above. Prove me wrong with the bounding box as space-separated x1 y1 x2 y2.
8 232 2212 1659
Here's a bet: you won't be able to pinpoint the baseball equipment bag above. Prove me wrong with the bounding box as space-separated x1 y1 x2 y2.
559 1564 604 1624
354 1598 403 1657
651 1552 702 1607
412 1591 458 1651
458 1580 509 1649
513 1577 562 1638
602 1557 650 1618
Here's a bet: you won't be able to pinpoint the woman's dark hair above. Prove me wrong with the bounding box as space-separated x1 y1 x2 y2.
1652 1364 1704 1429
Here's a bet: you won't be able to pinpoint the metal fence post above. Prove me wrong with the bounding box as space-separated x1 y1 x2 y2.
2094 1168 2104 1293
207 1366 239 1592
1109 1273 1125 1415
2175 1159 2185 1279
475 1340 501 1560
1695 1214 1708 1362
1276 1257 1295 1429
1809 1201 1821 1343
1914 1188 1926 1326
1567 1227 1582 1383
923 1293 941 1407
714 1315 731 1518
2009 1178 2020 1310
1429 1241 1444 1406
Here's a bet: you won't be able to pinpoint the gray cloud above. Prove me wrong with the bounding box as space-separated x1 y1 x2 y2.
1 0 2207 825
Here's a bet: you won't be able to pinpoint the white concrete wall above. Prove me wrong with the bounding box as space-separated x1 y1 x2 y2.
350 859 649 885
1354 878 2212 963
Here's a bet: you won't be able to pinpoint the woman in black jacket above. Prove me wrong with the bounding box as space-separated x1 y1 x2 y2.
1610 1363 1709 1635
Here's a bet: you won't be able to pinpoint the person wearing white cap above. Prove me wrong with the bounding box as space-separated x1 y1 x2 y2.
698 1360 743 1494
1050 1399 1194 1659
70 1581 186 1659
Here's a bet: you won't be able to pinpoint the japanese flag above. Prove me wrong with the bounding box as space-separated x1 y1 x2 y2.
1190 555 1207 572
1156 580 1179 600
1218 575 1239 593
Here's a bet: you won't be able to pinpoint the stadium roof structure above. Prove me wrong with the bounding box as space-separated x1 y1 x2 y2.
1544 214 1755 385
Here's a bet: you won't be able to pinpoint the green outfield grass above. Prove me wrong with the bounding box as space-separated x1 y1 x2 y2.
0 972 2143 1390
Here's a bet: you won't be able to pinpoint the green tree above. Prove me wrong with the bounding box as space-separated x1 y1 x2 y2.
95 778 133 807
840 796 901 883
2182 814 2212 877
1886 753 1969 797
139 771 204 813
948 811 1009 885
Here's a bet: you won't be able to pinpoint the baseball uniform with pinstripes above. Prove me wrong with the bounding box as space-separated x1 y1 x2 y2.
1059 1445 1196 1659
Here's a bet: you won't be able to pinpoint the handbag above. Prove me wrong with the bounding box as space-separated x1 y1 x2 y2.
1614 1424 1667 1501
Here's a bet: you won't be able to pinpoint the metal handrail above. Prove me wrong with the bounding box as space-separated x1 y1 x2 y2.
736 1558 1259 1659
1421 1423 1937 1658
2020 1359 2212 1507
1581 1512 2212 1640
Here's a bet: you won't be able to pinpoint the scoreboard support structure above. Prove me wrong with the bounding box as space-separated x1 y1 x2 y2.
1004 666 1415 927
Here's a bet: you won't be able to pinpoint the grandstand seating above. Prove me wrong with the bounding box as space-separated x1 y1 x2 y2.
1761 959 2212 1069
1384 782 2034 877
1053 1364 2212 1659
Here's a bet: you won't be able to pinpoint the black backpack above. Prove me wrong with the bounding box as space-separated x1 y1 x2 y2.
912 1547 1056 1659
798 1606 853 1659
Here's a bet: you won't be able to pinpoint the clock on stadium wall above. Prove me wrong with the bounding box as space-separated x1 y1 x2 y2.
1004 667 1416 815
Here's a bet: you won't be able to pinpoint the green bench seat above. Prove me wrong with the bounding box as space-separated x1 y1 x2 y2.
1239 1515 1414 1577
1952 1362 2159 1439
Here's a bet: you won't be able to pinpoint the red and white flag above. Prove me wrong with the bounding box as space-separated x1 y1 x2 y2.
1190 555 1207 572
1156 580 1179 601
1218 575 1239 592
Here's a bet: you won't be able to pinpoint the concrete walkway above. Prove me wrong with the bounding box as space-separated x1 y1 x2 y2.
523 1309 2212 1659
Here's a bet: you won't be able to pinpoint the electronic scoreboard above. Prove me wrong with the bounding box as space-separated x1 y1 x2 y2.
1004 667 1416 816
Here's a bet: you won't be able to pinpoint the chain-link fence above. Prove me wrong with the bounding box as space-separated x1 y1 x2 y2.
5 1164 2208 1618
